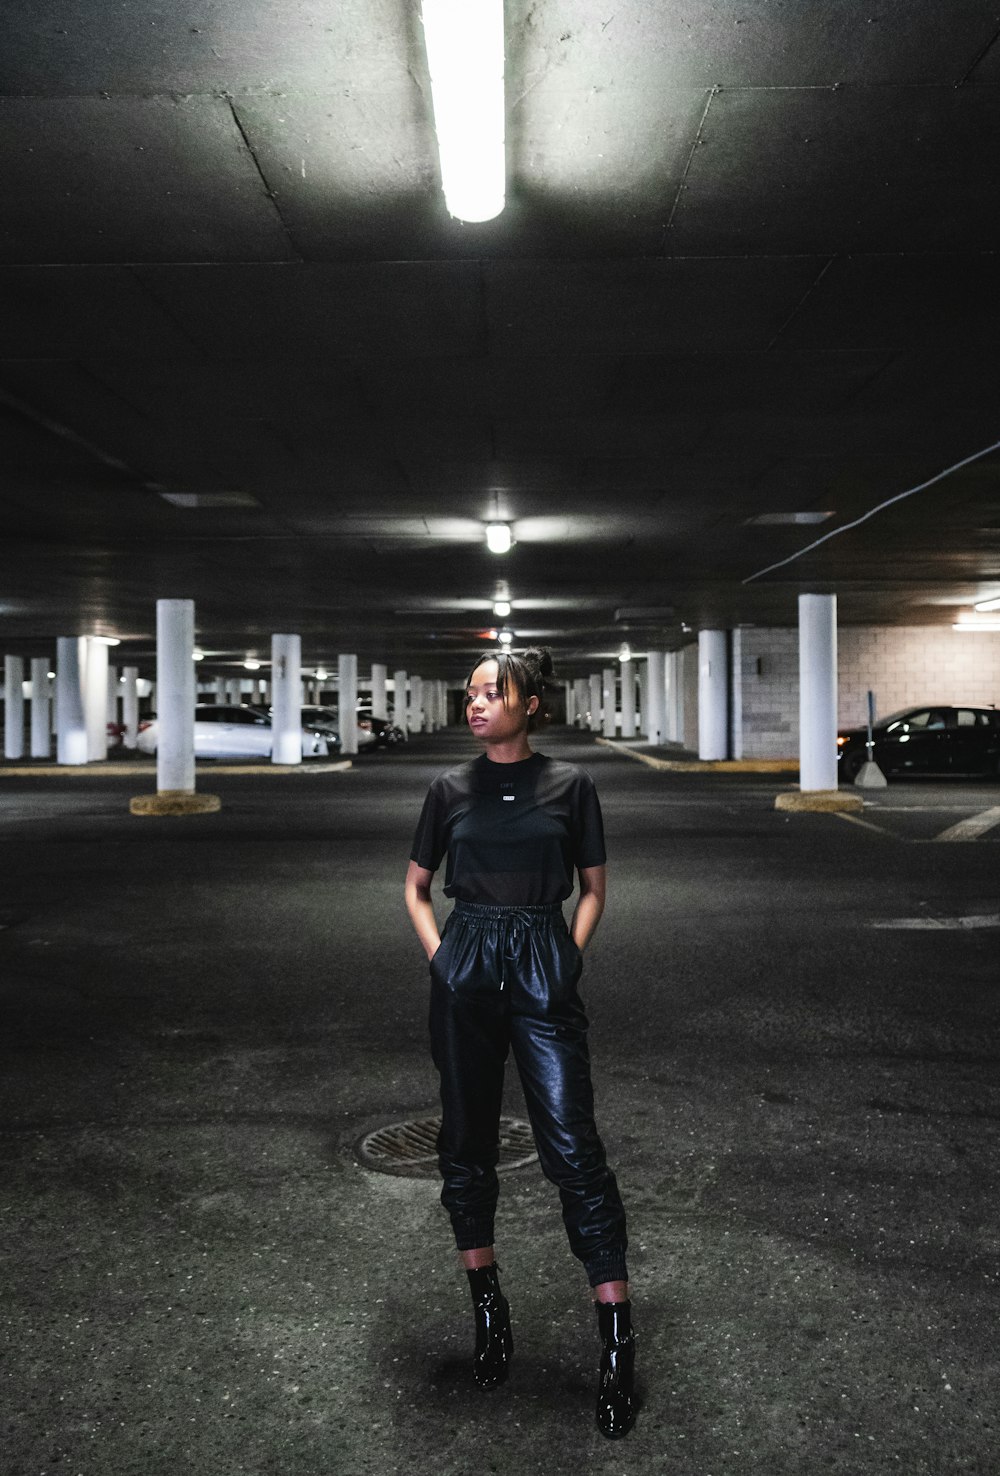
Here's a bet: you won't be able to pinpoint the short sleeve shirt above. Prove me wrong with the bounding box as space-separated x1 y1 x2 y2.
409 751 606 904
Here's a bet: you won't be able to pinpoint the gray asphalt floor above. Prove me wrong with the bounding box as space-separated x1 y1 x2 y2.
2 730 998 1475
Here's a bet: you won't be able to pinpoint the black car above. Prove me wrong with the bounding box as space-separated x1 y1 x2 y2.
837 705 1000 781
296 705 404 750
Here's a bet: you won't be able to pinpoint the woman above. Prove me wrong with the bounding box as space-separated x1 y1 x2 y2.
404 646 635 1438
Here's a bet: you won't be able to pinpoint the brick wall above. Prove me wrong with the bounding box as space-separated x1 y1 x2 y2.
733 625 1000 757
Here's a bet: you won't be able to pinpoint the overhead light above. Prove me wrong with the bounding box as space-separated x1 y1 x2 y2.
618 643 632 663
493 599 511 617
92 635 121 646
159 490 260 508
421 0 506 223
192 647 205 661
243 658 262 671
974 595 1000 612
485 522 512 554
744 511 835 526
953 621 1000 632
47 671 55 679
497 627 514 646
315 667 328 681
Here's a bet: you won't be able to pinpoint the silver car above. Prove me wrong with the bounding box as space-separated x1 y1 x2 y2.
136 704 333 759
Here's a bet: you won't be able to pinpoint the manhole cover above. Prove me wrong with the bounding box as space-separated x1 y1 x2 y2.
355 1115 538 1179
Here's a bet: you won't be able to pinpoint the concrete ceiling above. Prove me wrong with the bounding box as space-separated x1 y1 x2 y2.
1 0 999 676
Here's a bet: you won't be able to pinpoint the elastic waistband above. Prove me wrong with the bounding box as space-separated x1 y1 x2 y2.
453 900 562 922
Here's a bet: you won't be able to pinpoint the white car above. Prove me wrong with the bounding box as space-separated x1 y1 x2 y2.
136 704 333 759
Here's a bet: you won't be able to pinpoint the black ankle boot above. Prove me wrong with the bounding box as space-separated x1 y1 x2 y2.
595 1300 636 1437
466 1263 513 1388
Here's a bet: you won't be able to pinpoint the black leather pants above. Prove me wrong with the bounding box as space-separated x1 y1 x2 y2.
428 900 629 1288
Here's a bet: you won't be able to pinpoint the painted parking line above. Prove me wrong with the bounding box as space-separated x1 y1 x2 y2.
871 914 1000 930
931 806 1000 842
834 811 894 836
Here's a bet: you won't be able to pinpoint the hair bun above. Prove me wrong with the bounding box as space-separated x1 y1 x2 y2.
522 646 555 683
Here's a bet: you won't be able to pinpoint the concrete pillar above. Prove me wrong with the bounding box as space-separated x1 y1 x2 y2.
698 630 728 761
393 669 408 736
371 663 388 721
4 655 25 758
601 668 616 738
56 637 88 765
122 666 139 749
588 674 601 733
30 657 51 758
665 651 684 744
106 666 118 724
799 593 838 792
574 677 587 729
84 639 109 761
564 680 575 727
411 675 424 735
339 653 358 756
271 634 302 765
645 650 665 744
620 660 636 738
214 676 226 705
157 598 196 794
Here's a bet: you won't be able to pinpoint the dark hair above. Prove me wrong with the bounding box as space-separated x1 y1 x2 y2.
465 646 556 732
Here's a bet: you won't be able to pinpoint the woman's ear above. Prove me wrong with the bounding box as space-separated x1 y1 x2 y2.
527 695 539 716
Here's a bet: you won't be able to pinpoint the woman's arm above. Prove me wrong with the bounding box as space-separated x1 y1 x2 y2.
404 859 442 961
571 864 606 952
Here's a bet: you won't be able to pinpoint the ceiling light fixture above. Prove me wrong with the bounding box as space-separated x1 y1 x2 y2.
315 667 328 682
92 635 121 646
974 595 1000 612
421 0 506 223
618 643 632 663
243 658 261 671
953 621 1000 632
192 647 205 661
485 522 512 555
493 599 511 617
497 628 514 646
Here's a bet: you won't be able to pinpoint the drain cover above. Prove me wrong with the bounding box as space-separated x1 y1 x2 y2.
355 1115 538 1179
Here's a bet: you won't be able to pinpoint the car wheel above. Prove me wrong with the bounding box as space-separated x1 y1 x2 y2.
841 749 865 782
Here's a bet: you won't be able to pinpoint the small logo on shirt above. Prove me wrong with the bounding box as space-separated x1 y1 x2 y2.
502 794 515 801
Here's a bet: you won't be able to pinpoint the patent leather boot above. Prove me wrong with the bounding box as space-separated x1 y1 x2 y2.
466 1263 513 1388
595 1300 636 1438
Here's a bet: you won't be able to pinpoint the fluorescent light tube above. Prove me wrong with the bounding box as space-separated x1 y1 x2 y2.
485 522 512 554
421 0 506 222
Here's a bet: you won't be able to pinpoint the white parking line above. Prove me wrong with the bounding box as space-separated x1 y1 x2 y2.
871 914 1000 930
932 806 1000 842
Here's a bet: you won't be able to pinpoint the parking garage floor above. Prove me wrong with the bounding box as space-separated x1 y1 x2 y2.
2 730 998 1475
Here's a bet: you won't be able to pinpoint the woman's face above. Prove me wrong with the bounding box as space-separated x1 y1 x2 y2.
466 660 537 744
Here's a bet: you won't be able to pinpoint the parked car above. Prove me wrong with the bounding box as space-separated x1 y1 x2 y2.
837 705 1000 781
297 705 404 751
136 704 335 759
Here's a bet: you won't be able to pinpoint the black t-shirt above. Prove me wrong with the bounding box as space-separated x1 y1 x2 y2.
409 751 606 904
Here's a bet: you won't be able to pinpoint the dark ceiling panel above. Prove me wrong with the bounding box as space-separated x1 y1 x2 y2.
0 0 418 95
970 29 1000 81
609 352 891 416
0 267 201 357
134 263 486 357
672 86 1000 256
775 254 1000 352
485 259 825 353
0 97 293 264
508 0 1000 89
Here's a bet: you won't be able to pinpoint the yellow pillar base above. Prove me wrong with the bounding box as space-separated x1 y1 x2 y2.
774 789 863 813
130 791 221 816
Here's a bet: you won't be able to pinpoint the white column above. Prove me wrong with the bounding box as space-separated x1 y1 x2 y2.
665 651 684 744
227 677 242 705
620 660 636 738
4 655 25 758
574 677 587 729
84 638 109 761
564 680 575 727
56 638 88 764
799 593 838 792
270 634 302 765
122 666 139 749
30 657 51 758
339 654 358 756
106 666 118 723
601 667 616 738
214 676 226 704
370 663 388 721
393 669 408 736
157 598 196 794
588 674 601 733
645 651 665 744
411 675 424 735
698 630 728 761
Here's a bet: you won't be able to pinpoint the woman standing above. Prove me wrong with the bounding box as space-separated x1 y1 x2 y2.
404 647 635 1438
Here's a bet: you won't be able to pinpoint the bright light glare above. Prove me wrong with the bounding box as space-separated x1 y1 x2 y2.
244 659 262 670
493 600 511 617
92 635 121 646
974 595 1000 612
315 668 328 681
421 0 506 223
498 629 513 646
485 522 512 554
618 643 632 663
953 621 1000 632
192 647 205 661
